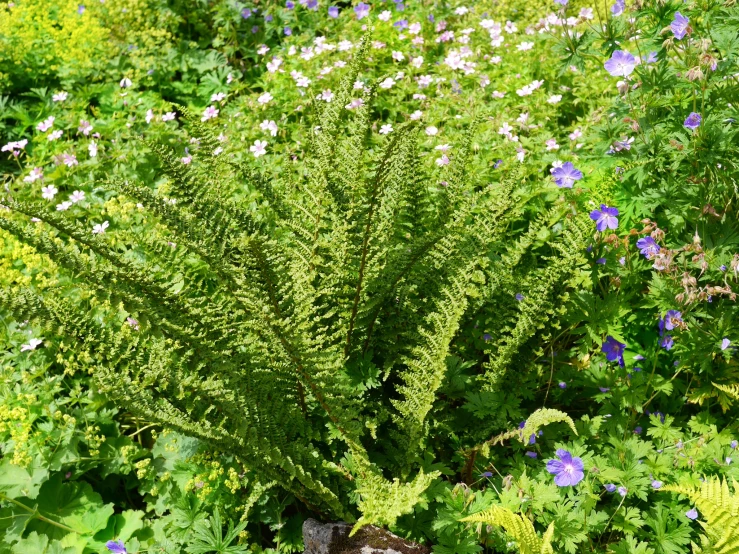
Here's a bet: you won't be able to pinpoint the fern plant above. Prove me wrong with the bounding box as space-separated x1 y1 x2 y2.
461 507 555 554
663 478 739 554
0 37 590 530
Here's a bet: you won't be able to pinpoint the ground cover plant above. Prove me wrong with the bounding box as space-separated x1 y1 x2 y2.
1 0 739 553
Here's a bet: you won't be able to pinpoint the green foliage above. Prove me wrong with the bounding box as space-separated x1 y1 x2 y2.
461 507 555 554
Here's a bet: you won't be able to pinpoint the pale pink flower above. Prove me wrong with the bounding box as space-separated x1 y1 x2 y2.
62 153 78 167
379 124 394 135
145 109 154 124
392 51 405 62
70 190 85 203
345 98 365 110
210 92 227 102
250 139 268 157
545 138 560 151
378 10 391 21
37 116 55 132
23 167 43 183
410 110 423 120
88 141 98 157
78 120 93 135
379 77 396 89
20 338 43 352
42 185 58 200
320 89 335 102
425 126 438 136
436 155 450 166
56 201 72 211
260 120 279 136
201 106 219 121
52 91 68 102
48 130 63 141
258 92 273 104
181 155 192 164
267 57 282 73
162 112 176 122
569 128 582 141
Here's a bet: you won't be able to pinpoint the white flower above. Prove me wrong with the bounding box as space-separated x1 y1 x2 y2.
48 130 63 141
409 22 422 34
146 109 154 124
498 122 514 136
516 145 526 162
379 77 396 89
491 90 506 99
410 56 424 68
213 147 223 156
392 51 405 62
120 77 132 88
250 139 268 157
320 89 335 102
20 338 43 352
547 94 562 104
379 124 394 135
1 139 28 153
88 141 98 158
569 128 582 141
579 7 594 19
42 185 58 200
296 77 311 88
56 201 73 211
425 126 438 136
24 167 43 183
70 190 85 203
545 138 559 151
435 155 450 166
410 110 423 120
201 106 219 121
210 92 227 102
257 44 270 55
162 112 177 121
517 112 529 125
92 220 109 235
181 156 192 164
435 144 451 153
37 116 55 132
455 6 469 15
504 21 517 33
378 10 391 21
258 92 273 104
52 91 68 102
260 119 279 136
267 57 282 73
517 41 534 51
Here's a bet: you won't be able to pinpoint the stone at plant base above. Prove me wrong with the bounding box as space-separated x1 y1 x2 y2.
302 519 431 554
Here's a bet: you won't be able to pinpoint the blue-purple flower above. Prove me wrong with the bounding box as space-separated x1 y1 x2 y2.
554 0 568 5
686 508 698 520
77 4 85 14
394 19 409 29
617 486 628 496
286 0 295 8
546 449 585 486
354 2 370 19
602 336 626 366
106 541 127 554
526 451 538 458
636 236 660 259
604 483 617 492
590 204 619 232
552 162 583 188
558 381 567 389
604 50 636 77
645 51 658 64
722 338 731 350
671 12 689 40
662 310 683 331
661 335 674 350
684 112 701 130
328 5 339 17
611 0 625 16
652 480 663 489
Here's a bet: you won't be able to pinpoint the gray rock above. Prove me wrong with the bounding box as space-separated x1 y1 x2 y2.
302 519 430 554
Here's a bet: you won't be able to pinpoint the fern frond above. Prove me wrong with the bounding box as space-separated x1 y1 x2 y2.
462 506 554 554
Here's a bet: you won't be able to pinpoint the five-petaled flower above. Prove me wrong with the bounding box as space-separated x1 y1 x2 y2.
21 338 44 352
250 140 268 157
671 12 689 40
551 162 582 188
602 336 626 366
92 221 110 235
590 204 619 232
604 50 637 77
684 112 701 130
636 236 660 259
106 540 127 554
546 449 584 487
354 2 370 19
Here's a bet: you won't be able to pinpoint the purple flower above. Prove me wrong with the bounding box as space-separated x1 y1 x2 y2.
602 336 626 366
241 8 252 18
493 159 503 169
354 2 370 19
604 50 637 77
526 451 538 458
286 0 295 8
265 14 273 21
554 0 568 5
394 19 408 29
284 26 292 35
546 449 585 486
671 12 689 40
617 486 628 496
652 480 663 489
77 4 85 14
722 338 732 350
106 541 127 554
558 381 567 389
599 387 610 393
552 161 583 188
604 483 617 492
684 112 701 130
646 51 658 64
596 258 607 265
686 508 698 520
634 426 642 434
636 236 660 259
731 440 737 449
328 5 339 17
661 335 674 350
662 310 683 331
483 333 492 342
480 471 493 477
306 0 318 10
590 204 619 232
611 0 625 16
515 293 525 301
